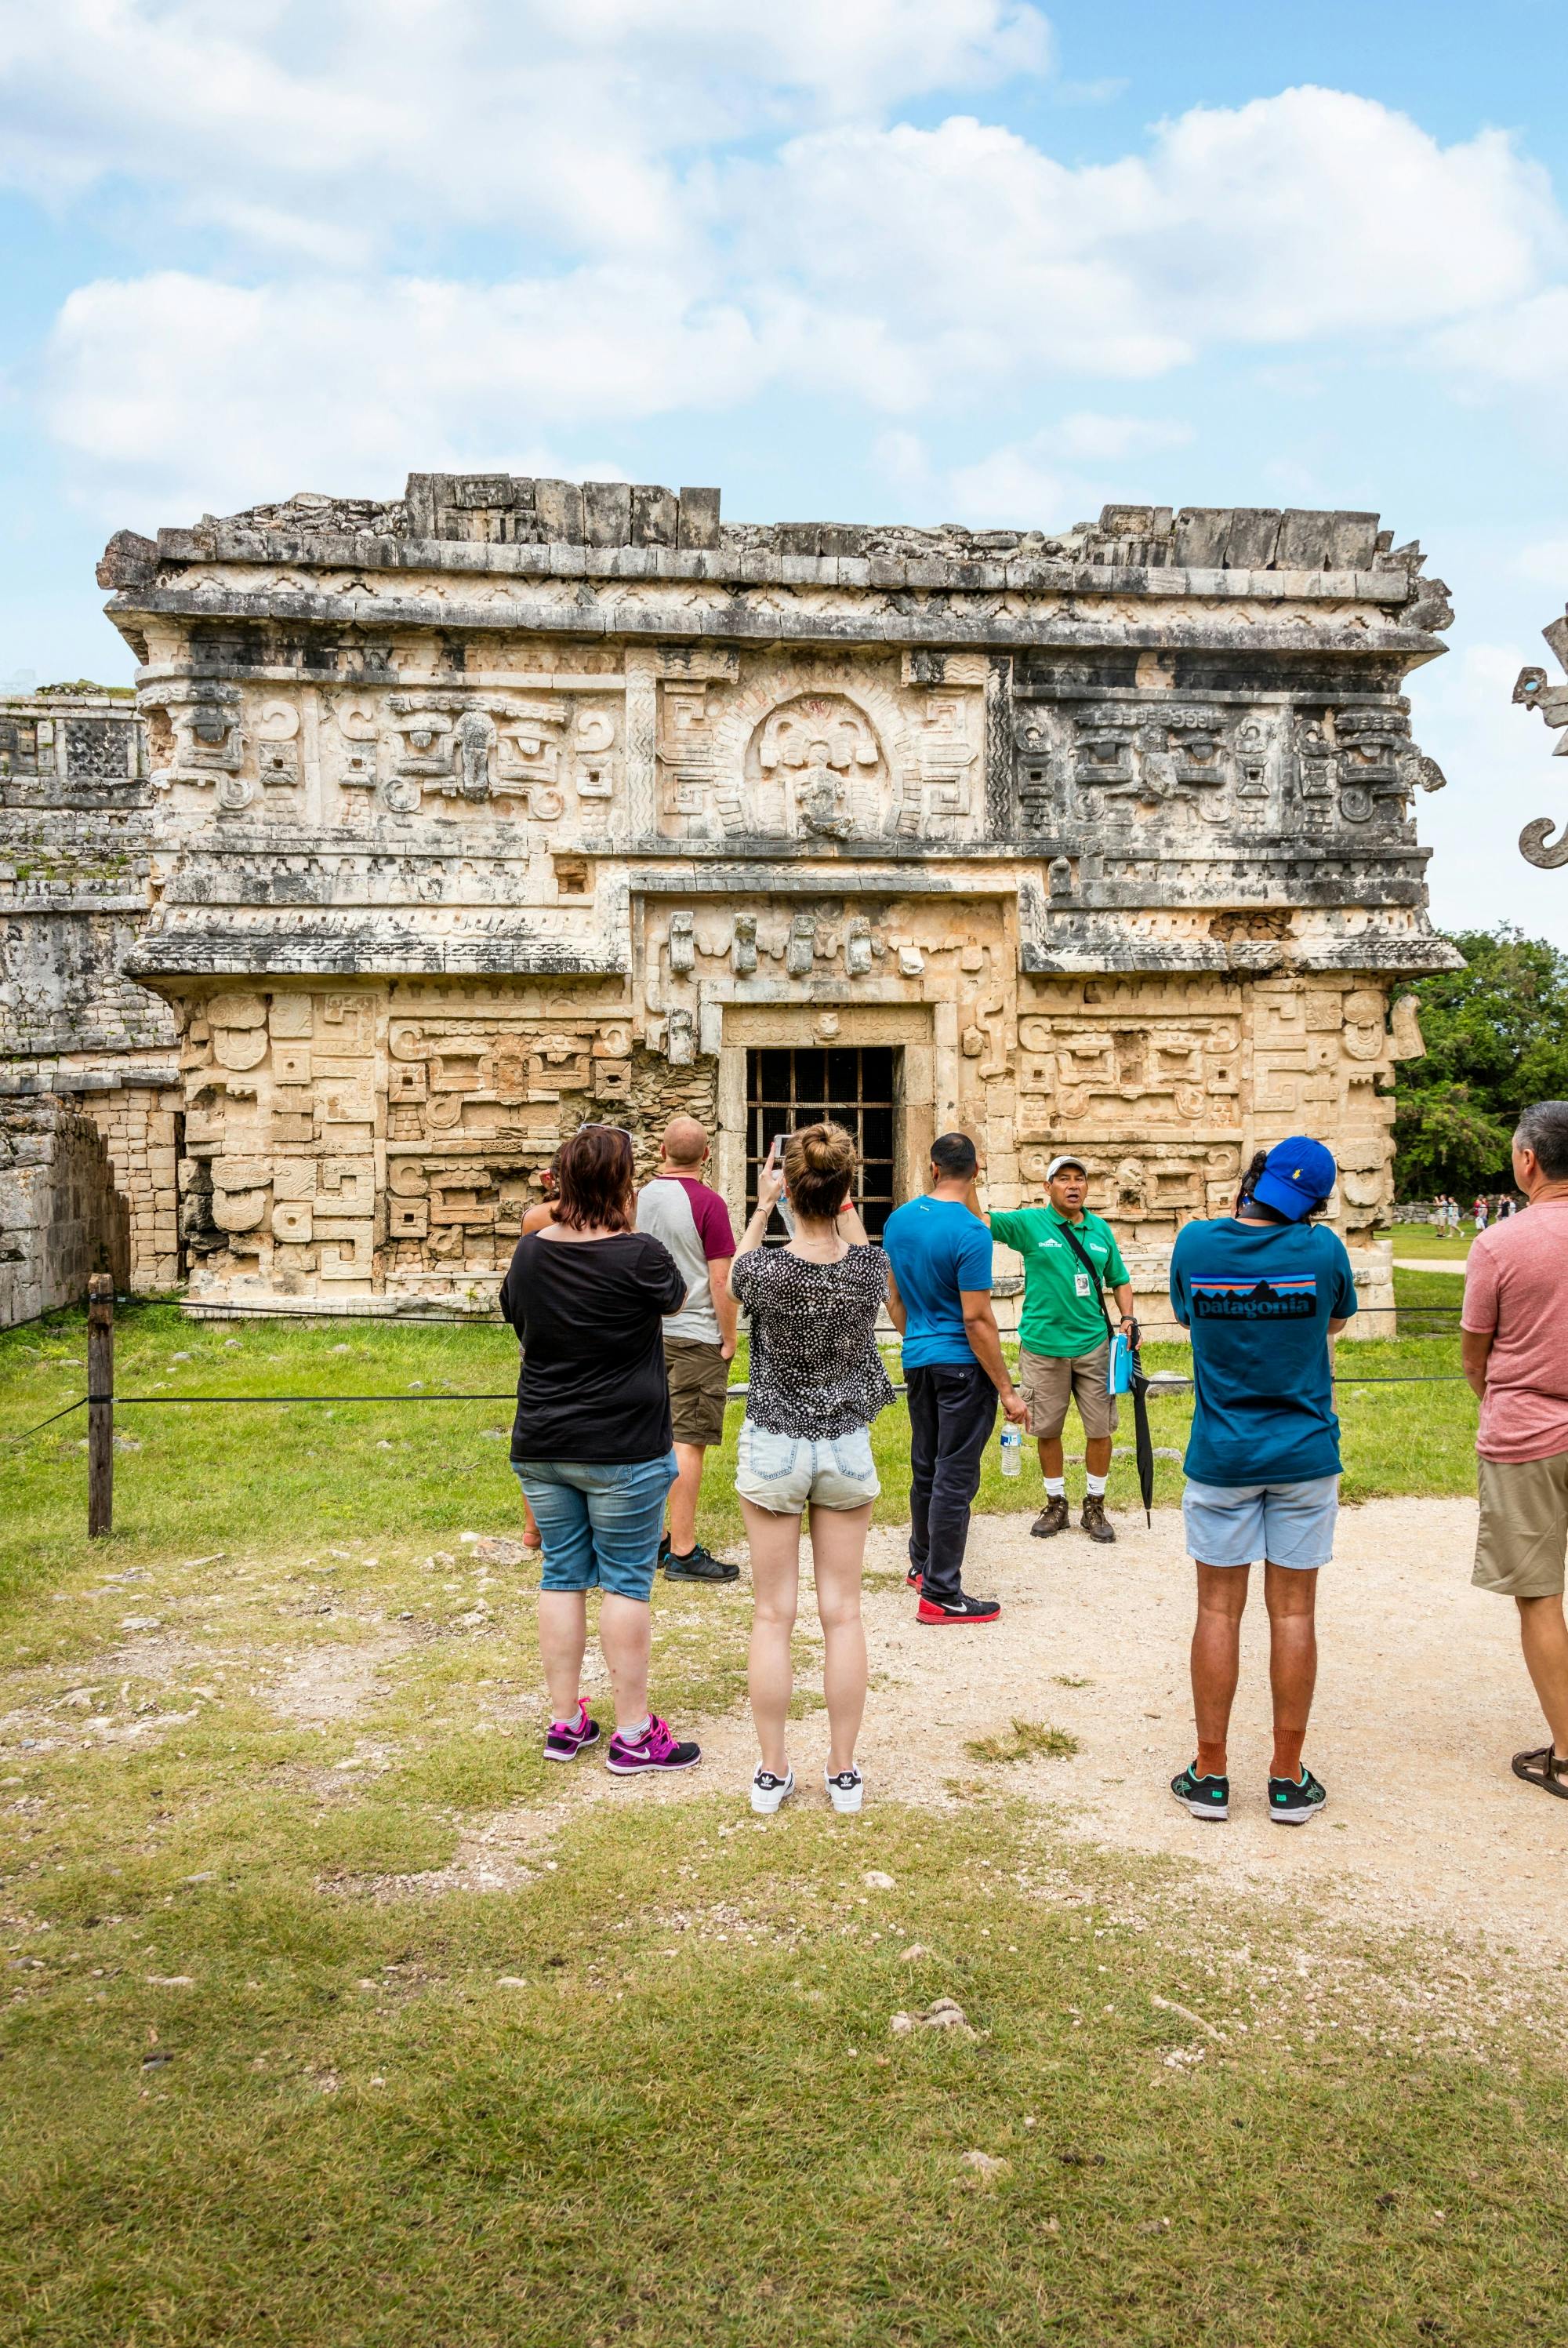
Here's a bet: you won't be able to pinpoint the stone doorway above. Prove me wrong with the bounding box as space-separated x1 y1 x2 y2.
745 1045 898 1238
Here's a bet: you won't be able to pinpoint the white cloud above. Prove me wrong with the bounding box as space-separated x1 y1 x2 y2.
45 268 768 520
1432 287 1568 391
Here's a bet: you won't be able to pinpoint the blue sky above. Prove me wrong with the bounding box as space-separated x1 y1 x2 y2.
2 1 1566 939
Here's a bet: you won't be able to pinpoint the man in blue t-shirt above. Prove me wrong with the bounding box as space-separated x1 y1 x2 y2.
884 1132 1029 1626
1167 1136 1356 1830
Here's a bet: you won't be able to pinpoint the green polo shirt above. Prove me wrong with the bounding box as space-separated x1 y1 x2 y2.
989 1205 1130 1360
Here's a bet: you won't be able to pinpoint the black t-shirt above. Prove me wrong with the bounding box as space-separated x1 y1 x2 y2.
499 1230 687 1463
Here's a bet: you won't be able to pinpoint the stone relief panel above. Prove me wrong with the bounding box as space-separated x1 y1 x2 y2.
1011 693 1444 845
655 652 985 845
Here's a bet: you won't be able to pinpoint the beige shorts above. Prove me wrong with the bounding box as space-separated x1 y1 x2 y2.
735 1421 880 1514
1018 1342 1118 1442
664 1336 730 1448
1473 1450 1568 1598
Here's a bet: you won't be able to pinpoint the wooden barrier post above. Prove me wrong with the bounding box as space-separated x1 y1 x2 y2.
87 1273 114 1539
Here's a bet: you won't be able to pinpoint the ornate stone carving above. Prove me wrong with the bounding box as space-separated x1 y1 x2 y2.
1515 609 1568 867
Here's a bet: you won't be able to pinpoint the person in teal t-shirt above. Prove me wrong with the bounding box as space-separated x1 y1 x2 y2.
989 1154 1134 1545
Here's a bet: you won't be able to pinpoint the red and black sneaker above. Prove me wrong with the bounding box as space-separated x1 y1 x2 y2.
916 1590 1001 1627
906 1561 923 1590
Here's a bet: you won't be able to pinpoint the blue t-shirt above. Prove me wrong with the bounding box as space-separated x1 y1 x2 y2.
1170 1217 1357 1485
882 1196 993 1368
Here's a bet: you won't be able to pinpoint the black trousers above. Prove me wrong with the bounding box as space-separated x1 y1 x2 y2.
906 1361 999 1603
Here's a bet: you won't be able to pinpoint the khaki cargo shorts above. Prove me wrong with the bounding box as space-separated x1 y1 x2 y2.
1472 1450 1568 1598
664 1335 731 1448
1018 1341 1118 1442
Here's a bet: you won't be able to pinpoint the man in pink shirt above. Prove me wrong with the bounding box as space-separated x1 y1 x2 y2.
1462 1099 1568 1799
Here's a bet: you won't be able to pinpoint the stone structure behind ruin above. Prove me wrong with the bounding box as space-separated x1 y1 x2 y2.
4 478 1461 1326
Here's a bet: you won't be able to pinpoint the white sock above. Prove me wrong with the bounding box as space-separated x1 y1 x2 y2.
1045 1477 1066 1498
1085 1472 1108 1498
620 1714 652 1743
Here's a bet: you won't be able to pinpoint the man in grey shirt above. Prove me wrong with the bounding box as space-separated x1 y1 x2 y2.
635 1118 740 1583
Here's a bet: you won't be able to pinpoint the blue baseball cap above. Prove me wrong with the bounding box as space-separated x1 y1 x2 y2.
1253 1136 1338 1222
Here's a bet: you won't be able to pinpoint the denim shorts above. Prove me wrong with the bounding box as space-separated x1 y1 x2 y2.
1182 1475 1339 1570
735 1420 880 1514
513 1452 677 1601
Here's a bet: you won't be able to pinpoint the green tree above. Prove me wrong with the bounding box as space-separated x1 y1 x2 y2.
1395 927 1568 1196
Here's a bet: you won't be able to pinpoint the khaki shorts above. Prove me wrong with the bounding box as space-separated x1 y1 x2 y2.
665 1336 730 1448
1473 1451 1568 1598
1018 1342 1118 1442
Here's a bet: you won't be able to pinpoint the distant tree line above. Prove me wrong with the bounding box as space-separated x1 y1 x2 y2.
1393 927 1568 1197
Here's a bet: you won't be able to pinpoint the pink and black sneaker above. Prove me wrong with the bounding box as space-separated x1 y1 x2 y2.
605 1714 702 1775
543 1699 601 1763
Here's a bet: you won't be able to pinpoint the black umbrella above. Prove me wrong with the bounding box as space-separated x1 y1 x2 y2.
1126 1318 1156 1527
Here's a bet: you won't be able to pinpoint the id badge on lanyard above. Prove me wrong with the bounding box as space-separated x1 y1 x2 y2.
1074 1270 1092 1299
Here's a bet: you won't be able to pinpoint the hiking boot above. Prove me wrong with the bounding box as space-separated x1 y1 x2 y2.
1031 1496 1070 1539
664 1542 741 1584
1080 1496 1116 1543
1268 1765 1327 1825
916 1590 1001 1626
1171 1762 1229 1822
750 1766 795 1815
543 1699 601 1764
606 1715 702 1775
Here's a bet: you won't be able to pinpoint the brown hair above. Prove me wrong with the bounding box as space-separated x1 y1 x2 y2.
783 1121 858 1222
556 1125 635 1231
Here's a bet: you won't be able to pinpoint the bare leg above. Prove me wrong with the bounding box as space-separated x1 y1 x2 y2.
1038 1435 1065 1479
1516 1594 1568 1757
808 1500 873 1775
1262 1561 1319 1779
667 1441 707 1555
1191 1561 1250 1777
522 1504 542 1550
538 1591 588 1723
742 1497 801 1776
597 1593 653 1736
1084 1436 1112 1479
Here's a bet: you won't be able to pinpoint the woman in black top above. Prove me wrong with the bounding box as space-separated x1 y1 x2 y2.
499 1125 700 1777
728 1122 893 1816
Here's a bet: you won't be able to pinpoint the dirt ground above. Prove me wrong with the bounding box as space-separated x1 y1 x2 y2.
440 1498 1568 1958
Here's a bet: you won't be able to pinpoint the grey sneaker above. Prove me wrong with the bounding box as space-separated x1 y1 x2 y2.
664 1543 741 1584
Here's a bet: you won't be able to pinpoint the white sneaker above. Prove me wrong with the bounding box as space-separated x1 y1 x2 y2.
750 1766 794 1815
825 1765 864 1814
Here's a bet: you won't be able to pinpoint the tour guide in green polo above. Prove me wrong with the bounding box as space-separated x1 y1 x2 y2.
989 1154 1134 1544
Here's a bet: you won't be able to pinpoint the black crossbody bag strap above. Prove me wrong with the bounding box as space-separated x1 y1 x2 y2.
1058 1218 1116 1341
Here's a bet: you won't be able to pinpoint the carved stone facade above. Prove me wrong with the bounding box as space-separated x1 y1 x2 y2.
77 480 1460 1325
1 686 180 1310
1515 602 1568 867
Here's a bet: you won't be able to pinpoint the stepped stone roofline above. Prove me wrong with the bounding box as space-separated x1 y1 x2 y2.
97 479 1450 632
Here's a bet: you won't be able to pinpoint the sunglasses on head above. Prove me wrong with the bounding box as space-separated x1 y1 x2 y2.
575 1121 633 1142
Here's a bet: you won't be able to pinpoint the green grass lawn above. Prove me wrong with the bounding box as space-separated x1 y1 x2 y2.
2 1288 1534 2347
1388 1220 1475 1261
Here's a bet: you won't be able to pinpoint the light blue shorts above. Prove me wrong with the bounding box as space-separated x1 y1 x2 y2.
735 1421 880 1514
1182 1475 1339 1570
513 1452 677 1601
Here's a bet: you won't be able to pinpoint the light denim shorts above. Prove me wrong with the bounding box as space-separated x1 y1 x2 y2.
735 1420 880 1514
513 1452 677 1600
1181 1475 1339 1570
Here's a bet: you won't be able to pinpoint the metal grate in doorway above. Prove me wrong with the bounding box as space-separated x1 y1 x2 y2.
745 1046 896 1239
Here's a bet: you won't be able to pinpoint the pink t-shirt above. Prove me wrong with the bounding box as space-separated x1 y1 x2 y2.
1462 1199 1568 1461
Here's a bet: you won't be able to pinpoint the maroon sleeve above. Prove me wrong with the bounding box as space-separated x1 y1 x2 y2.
691 1179 737 1261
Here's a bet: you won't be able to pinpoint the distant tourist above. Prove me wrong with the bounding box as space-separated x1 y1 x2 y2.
728 1124 892 1813
1475 1196 1489 1234
499 1123 700 1776
988 1152 1135 1545
883 1133 1028 1625
1168 1138 1356 1826
636 1117 741 1585
1461 1100 1568 1801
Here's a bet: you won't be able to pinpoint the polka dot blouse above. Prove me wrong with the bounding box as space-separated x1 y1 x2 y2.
730 1243 895 1439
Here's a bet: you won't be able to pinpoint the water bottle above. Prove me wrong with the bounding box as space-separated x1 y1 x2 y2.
1000 1423 1022 1477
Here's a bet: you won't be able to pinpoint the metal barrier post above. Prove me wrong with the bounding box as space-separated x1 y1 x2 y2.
87 1274 114 1538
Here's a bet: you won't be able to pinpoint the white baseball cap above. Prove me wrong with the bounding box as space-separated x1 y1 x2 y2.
1046 1154 1088 1180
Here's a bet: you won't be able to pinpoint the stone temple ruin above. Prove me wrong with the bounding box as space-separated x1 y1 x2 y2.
2 475 1462 1328
1515 602 1568 867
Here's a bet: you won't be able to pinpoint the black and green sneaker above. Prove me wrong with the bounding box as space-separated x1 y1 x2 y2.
1171 1762 1229 1822
664 1542 741 1585
1268 1765 1327 1826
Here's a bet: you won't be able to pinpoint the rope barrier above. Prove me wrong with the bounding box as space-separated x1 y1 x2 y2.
5 1395 89 1446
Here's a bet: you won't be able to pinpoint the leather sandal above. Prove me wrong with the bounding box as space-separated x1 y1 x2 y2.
1511 1744 1568 1799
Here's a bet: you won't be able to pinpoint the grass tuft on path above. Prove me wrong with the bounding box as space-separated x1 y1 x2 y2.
964 1719 1080 1764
